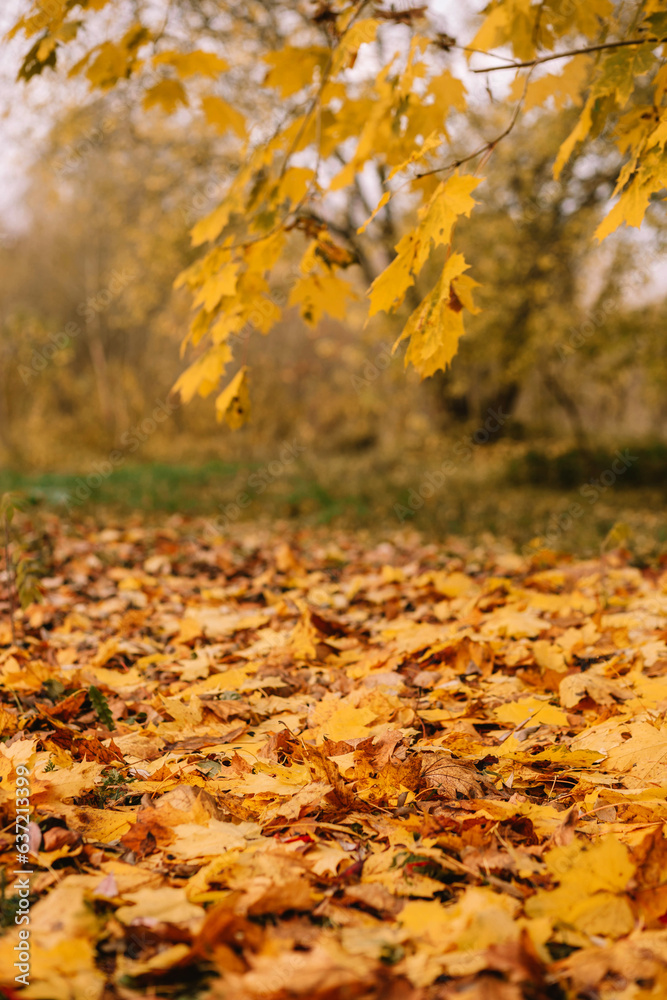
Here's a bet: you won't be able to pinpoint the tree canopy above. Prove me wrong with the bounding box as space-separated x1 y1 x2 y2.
9 0 667 425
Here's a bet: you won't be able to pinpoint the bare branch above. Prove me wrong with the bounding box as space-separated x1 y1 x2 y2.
472 35 665 73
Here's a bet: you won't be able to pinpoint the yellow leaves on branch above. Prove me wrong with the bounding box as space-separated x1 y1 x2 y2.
365 175 480 379
172 345 232 404
12 0 667 424
394 253 480 379
368 174 481 318
289 271 358 327
470 0 613 62
469 1 660 245
80 24 149 91
509 58 590 113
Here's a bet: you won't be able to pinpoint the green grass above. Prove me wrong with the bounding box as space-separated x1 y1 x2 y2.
0 462 242 513
2 451 666 561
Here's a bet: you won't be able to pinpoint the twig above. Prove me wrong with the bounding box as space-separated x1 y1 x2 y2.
413 66 533 182
472 36 666 73
454 44 517 64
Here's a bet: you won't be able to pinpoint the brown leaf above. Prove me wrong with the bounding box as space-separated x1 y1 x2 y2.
41 826 83 852
420 752 484 798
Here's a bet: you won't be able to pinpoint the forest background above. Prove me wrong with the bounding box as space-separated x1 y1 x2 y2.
1 0 667 555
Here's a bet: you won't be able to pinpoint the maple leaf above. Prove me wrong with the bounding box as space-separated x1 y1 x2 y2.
420 751 485 798
214 365 250 427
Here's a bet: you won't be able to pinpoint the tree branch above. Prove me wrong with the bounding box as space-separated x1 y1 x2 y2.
413 71 530 180
472 35 666 73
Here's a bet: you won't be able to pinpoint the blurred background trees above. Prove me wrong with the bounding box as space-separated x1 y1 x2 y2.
2 0 667 512
1 88 665 472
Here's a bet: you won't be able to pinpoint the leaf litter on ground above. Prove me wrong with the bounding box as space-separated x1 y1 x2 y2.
2 515 667 998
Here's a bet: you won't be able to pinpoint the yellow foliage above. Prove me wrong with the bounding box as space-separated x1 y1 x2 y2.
143 79 188 113
263 46 329 97
393 253 480 379
289 271 358 327
201 95 246 138
153 49 229 77
10 0 667 427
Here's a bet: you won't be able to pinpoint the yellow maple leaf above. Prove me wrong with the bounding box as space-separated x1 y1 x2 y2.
142 79 188 113
393 253 479 379
274 167 316 207
368 175 480 317
525 836 635 938
215 365 250 428
387 131 442 182
471 0 536 62
167 820 262 858
84 24 148 90
554 94 594 179
594 178 654 242
494 695 569 727
332 18 379 75
263 46 329 97
305 693 378 743
190 201 234 247
289 271 357 326
172 343 232 402
153 49 228 77
116 886 205 928
194 262 241 312
201 95 246 137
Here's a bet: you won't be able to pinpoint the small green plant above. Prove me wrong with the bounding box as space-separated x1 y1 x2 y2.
88 685 116 731
97 768 133 807
1 492 43 645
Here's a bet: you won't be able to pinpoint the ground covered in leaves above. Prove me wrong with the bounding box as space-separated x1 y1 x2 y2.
2 516 667 1000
